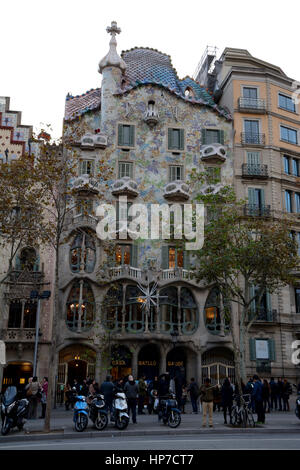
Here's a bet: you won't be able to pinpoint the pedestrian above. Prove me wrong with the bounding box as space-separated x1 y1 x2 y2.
157 374 170 397
252 375 265 424
147 376 159 414
199 378 217 428
244 378 255 412
262 379 271 413
26 376 41 420
81 379 89 397
100 376 114 413
124 375 138 424
221 378 234 425
64 383 72 410
138 376 147 415
181 386 188 413
277 378 284 411
73 379 81 395
282 378 292 411
213 384 222 412
269 377 278 411
187 378 199 414
39 377 48 419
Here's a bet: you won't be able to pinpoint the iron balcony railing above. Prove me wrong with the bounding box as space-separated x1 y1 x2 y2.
249 309 277 323
244 204 271 217
242 163 268 178
238 97 266 111
241 133 266 145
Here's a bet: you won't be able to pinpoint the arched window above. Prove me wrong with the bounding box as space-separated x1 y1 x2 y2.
103 284 123 332
17 247 39 271
66 281 94 332
125 285 146 333
204 287 230 334
160 286 198 334
184 87 195 98
70 231 96 273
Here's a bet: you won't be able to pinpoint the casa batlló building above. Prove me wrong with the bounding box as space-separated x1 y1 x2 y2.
56 22 235 390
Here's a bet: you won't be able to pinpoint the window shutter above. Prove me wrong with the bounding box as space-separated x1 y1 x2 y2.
168 129 173 149
161 246 169 269
249 338 256 361
183 250 190 269
130 244 138 268
260 188 265 206
33 254 40 272
118 124 123 146
268 339 276 361
219 130 225 145
248 188 256 206
129 125 135 147
15 254 21 270
179 129 184 150
202 129 207 145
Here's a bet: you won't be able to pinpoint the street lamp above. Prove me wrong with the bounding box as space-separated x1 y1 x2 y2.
30 290 51 376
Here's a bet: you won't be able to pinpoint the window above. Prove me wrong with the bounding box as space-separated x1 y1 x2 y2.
169 165 183 181
295 193 300 213
8 301 22 328
66 281 94 332
280 126 298 145
247 152 260 165
202 129 224 145
248 188 265 208
244 120 260 144
70 231 96 273
159 286 198 334
168 128 184 151
206 167 221 183
8 300 37 329
249 285 272 321
249 338 276 361
283 155 290 174
23 302 37 328
76 199 94 216
279 93 296 113
79 160 94 176
285 190 292 212
119 162 133 178
242 87 258 107
204 287 230 334
161 246 189 270
17 248 39 272
296 288 300 313
292 159 299 176
115 244 131 265
118 124 135 148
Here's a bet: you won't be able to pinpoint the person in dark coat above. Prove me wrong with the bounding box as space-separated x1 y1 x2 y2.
252 375 265 424
187 378 199 414
157 374 170 397
100 376 114 413
147 376 159 414
282 379 292 411
269 377 278 411
277 378 284 411
262 379 270 413
221 378 234 424
124 375 138 424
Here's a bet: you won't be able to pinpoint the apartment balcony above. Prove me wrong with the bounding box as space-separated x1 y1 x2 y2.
161 268 193 282
238 97 266 113
71 174 100 194
8 270 44 284
241 133 266 146
248 309 277 323
109 265 142 280
242 163 268 179
244 204 271 217
3 328 39 342
71 213 98 230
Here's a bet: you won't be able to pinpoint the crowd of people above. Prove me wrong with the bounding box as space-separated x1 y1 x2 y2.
24 376 48 420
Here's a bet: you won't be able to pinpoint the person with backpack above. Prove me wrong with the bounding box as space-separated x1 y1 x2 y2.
252 375 265 424
221 377 234 424
187 378 199 414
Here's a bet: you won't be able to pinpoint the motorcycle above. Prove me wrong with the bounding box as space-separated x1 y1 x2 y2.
88 393 108 430
1 386 29 436
293 384 300 419
155 392 181 428
73 395 89 432
110 390 129 430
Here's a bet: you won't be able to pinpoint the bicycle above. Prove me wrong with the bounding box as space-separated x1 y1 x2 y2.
231 394 255 427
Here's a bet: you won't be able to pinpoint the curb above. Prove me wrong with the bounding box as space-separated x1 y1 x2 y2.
1 426 300 444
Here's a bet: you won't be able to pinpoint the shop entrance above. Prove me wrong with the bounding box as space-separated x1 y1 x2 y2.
137 344 160 380
2 362 33 393
110 345 132 381
202 347 235 385
67 359 87 385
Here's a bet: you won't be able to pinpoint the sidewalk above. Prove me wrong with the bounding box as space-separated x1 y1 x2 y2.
1 401 300 443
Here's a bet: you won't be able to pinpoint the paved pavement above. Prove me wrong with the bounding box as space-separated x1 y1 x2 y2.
1 401 300 444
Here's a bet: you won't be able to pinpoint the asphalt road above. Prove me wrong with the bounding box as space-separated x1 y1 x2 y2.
0 432 300 450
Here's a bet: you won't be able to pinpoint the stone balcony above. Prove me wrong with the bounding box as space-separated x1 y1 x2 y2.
71 174 100 194
3 328 39 342
163 180 189 201
106 265 195 285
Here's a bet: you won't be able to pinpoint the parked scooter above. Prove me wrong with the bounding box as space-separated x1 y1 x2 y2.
155 392 181 428
293 384 300 419
110 390 129 430
1 386 29 436
88 393 108 430
73 395 89 432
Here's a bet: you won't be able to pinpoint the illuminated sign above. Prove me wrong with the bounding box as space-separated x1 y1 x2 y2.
167 361 184 367
138 361 157 366
111 360 126 366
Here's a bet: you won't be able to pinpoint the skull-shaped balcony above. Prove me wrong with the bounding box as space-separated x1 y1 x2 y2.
144 101 159 128
77 133 108 149
71 174 100 194
200 143 227 164
111 177 139 198
163 180 189 201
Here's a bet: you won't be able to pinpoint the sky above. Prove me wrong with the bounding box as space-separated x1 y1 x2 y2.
1 0 300 138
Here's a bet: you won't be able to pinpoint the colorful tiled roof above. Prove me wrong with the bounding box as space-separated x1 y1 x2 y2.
64 48 232 121
65 88 101 121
